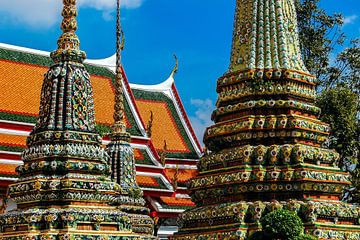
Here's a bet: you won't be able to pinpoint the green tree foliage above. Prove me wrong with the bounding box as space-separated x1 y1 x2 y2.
295 0 344 84
317 86 359 165
296 1 360 200
331 39 360 93
247 210 319 240
260 210 304 239
293 234 318 240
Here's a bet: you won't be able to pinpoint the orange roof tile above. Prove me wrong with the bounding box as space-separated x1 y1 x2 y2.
0 60 45 116
0 163 18 175
0 60 130 127
91 75 115 125
165 168 198 182
0 133 27 147
135 100 189 152
160 197 195 207
136 175 159 187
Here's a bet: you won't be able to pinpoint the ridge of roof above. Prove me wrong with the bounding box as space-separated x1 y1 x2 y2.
130 75 175 92
0 42 180 90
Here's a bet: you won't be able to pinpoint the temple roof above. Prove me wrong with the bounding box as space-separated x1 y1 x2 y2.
0 42 201 157
0 42 201 213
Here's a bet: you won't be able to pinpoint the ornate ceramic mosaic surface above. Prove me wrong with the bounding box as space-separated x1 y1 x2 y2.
172 0 360 239
0 0 156 239
105 1 155 234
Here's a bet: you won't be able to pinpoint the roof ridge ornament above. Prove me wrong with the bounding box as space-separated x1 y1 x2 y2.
170 54 179 78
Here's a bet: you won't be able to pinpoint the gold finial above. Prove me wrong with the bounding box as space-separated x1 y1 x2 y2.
146 111 154 137
111 0 129 141
170 54 179 78
160 140 168 166
172 165 179 191
51 0 86 63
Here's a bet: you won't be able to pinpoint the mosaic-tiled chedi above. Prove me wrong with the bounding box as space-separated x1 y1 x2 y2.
106 0 155 236
172 0 360 239
0 0 155 239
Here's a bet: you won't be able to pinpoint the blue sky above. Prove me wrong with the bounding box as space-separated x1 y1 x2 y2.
0 0 359 141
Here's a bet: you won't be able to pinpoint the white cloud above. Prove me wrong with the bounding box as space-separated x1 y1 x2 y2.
189 98 214 145
0 0 143 28
344 15 358 25
0 0 62 28
79 0 143 10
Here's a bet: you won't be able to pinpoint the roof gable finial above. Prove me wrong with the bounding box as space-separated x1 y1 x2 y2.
170 54 179 78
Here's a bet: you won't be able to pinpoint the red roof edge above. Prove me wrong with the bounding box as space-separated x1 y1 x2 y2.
120 65 147 136
171 83 203 152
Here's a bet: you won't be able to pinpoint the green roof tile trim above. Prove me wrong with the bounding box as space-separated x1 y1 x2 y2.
132 89 198 159
0 174 17 179
0 47 142 136
0 112 37 124
0 145 24 153
154 177 168 190
123 98 142 136
0 48 114 78
159 204 194 210
135 149 155 166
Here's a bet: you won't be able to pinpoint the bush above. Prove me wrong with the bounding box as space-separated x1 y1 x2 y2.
248 231 266 240
260 209 304 239
293 234 318 240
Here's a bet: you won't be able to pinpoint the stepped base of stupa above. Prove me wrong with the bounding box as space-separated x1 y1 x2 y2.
0 206 157 240
171 200 360 240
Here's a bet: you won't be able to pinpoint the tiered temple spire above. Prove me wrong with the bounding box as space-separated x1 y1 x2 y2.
172 0 360 239
0 0 155 239
106 0 154 236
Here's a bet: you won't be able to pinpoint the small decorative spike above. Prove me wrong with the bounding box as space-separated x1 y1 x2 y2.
111 0 129 141
146 111 154 137
172 165 179 191
160 140 168 166
170 54 179 77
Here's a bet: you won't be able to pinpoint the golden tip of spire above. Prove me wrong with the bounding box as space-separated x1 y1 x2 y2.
51 0 85 63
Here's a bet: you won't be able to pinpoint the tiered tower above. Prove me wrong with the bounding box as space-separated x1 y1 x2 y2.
106 0 155 236
0 0 155 239
172 0 360 239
